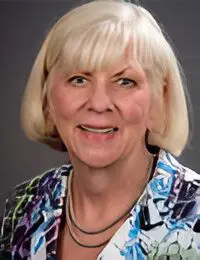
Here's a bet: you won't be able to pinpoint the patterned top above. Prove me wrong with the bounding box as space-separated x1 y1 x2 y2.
1 149 200 259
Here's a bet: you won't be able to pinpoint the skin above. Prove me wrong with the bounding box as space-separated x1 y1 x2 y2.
48 56 165 259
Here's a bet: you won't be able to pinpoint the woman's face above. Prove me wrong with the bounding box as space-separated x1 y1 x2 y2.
49 57 159 168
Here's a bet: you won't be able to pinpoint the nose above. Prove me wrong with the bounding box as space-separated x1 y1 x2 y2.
87 83 114 113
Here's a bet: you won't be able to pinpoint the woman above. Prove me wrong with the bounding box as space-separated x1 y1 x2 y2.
1 0 200 259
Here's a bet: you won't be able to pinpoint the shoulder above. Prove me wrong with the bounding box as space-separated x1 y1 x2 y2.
157 149 200 184
0 164 72 253
148 150 200 257
155 150 200 214
161 150 200 189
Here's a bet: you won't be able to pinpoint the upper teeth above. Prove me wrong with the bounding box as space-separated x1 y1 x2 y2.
80 125 115 133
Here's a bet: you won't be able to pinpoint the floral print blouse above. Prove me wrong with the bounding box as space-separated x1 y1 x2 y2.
1 149 200 259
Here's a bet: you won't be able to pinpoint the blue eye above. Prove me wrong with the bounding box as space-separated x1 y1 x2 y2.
68 76 87 87
117 78 137 88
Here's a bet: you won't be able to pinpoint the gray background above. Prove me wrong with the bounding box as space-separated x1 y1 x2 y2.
0 0 200 218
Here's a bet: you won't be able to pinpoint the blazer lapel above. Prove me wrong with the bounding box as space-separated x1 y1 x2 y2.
11 165 71 259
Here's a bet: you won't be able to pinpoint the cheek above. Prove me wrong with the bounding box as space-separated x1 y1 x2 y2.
50 86 78 121
123 90 150 125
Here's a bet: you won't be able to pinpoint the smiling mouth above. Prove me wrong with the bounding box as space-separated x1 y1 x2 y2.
78 125 119 134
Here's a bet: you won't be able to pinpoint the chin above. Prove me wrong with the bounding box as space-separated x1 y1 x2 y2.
81 158 117 169
76 149 120 169
68 133 124 168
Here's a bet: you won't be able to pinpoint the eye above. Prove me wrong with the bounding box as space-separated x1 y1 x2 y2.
117 78 137 88
68 76 88 87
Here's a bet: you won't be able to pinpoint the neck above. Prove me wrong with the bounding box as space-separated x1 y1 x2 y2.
68 147 154 226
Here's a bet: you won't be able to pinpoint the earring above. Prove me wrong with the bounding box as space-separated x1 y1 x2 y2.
145 129 160 156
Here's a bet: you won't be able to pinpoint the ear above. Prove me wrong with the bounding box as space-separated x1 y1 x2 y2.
147 84 167 136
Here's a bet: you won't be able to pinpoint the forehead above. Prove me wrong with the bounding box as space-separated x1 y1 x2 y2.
104 57 146 76
57 51 146 79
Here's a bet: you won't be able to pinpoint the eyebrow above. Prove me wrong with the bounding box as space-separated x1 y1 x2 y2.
80 66 133 77
82 72 92 76
112 67 131 77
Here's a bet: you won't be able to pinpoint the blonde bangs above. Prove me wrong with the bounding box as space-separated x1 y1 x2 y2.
57 21 132 74
52 20 162 78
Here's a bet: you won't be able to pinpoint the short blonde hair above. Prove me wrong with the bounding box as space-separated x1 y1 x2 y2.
21 0 189 156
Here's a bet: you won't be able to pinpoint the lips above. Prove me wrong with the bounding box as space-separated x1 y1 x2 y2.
78 124 119 134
